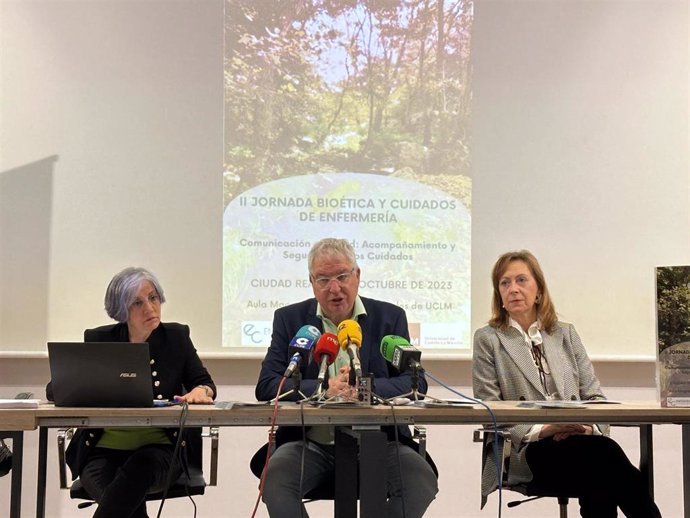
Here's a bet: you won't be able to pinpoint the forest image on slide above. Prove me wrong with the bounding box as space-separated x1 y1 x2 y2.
657 266 690 352
223 0 473 209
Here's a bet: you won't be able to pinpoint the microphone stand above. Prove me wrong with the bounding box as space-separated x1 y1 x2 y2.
271 368 309 403
308 370 330 402
399 364 423 401
394 365 445 403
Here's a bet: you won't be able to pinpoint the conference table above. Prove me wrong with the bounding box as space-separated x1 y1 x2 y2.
5 400 690 517
0 409 36 518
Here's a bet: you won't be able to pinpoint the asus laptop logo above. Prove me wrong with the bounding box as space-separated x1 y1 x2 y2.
119 372 138 378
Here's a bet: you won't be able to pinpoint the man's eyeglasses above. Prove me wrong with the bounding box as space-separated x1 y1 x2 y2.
311 267 356 290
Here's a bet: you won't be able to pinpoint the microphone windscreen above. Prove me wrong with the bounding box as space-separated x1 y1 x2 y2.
379 335 410 363
288 325 321 359
336 320 362 349
296 325 322 342
313 333 340 364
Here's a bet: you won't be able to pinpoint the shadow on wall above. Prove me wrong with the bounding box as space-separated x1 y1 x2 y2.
0 156 58 353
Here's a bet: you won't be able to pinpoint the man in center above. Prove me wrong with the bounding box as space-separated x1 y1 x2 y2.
252 238 438 518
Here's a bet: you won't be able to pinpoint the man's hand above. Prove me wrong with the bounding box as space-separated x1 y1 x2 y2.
539 423 593 441
327 365 356 399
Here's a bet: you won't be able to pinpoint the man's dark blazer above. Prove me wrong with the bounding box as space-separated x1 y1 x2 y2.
255 296 426 401
251 296 436 478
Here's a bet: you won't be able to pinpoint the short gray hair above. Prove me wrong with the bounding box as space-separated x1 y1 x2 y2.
104 267 166 322
308 238 358 276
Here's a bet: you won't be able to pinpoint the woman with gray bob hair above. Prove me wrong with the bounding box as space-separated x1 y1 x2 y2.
104 267 166 323
46 266 216 518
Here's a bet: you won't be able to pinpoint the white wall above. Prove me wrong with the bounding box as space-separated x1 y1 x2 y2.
471 0 690 360
0 0 224 355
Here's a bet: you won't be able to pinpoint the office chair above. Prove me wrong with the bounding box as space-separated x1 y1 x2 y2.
57 426 219 508
473 425 654 518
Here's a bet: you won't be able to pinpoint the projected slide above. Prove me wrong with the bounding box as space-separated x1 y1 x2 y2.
223 0 473 353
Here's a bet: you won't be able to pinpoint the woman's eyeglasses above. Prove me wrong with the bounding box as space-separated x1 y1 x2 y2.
530 343 552 397
130 293 161 310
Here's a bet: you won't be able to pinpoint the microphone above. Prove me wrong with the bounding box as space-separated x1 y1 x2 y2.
380 335 422 373
313 333 340 385
336 319 363 378
283 325 321 378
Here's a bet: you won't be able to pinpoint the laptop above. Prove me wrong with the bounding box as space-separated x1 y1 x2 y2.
48 342 154 407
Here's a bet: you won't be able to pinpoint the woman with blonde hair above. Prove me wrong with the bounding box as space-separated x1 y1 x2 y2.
473 250 661 518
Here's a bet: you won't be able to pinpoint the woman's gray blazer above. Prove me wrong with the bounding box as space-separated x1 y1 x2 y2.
472 322 607 505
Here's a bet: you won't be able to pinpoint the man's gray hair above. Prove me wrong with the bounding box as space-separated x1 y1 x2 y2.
104 267 166 323
308 238 358 275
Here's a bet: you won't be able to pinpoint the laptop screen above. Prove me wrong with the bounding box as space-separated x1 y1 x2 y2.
48 342 154 407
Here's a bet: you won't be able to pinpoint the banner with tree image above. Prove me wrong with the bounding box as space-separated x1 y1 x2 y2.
223 0 473 353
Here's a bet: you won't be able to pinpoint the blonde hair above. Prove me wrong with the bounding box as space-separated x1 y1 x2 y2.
488 250 557 332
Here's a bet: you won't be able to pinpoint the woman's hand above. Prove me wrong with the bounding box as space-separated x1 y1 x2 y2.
539 423 593 441
174 386 214 404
